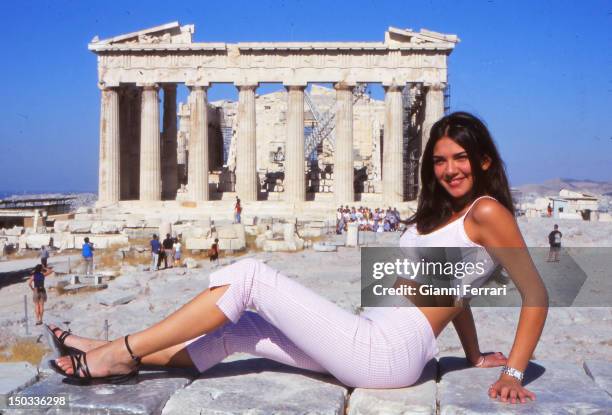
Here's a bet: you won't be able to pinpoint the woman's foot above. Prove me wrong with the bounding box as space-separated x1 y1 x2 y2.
48 324 108 353
54 337 138 378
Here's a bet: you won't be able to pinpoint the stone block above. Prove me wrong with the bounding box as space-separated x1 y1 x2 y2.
144 217 162 228
263 239 296 252
15 369 193 414
438 358 612 414
217 227 237 239
68 220 93 233
96 289 139 306
0 362 38 407
191 226 212 238
91 220 124 234
158 222 172 238
25 233 52 249
184 258 198 269
241 216 256 226
313 242 337 252
584 360 612 396
53 232 75 250
218 238 246 251
185 237 213 250
162 358 346 415
301 227 325 238
85 234 129 249
348 359 437 414
125 218 146 228
346 223 359 247
244 225 259 236
4 226 24 236
53 221 70 232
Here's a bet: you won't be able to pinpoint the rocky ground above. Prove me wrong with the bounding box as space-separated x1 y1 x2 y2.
0 217 611 413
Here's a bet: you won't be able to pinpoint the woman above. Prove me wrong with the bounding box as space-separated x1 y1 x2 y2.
28 264 54 325
51 112 547 405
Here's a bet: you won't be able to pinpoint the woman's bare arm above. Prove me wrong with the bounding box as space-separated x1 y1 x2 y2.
452 305 481 364
469 198 548 403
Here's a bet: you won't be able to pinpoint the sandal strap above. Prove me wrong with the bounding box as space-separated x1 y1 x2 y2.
58 330 71 344
124 335 141 364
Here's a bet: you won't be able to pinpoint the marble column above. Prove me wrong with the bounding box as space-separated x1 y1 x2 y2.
129 88 142 199
236 84 258 201
334 83 354 204
139 84 161 201
284 85 306 203
383 84 404 205
422 83 446 155
98 86 120 203
188 85 209 201
161 84 178 200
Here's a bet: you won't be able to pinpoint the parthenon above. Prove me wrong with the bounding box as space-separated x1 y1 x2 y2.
89 22 458 217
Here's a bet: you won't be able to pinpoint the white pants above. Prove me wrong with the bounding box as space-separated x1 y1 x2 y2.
186 258 437 388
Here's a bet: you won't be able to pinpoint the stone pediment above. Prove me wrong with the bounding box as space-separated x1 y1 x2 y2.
90 21 194 46
385 27 460 46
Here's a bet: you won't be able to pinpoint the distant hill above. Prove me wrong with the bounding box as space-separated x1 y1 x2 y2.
516 178 612 198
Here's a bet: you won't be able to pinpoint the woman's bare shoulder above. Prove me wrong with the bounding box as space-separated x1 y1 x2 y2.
467 197 524 247
469 197 513 225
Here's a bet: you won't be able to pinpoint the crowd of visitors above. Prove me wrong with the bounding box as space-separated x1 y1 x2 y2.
335 206 402 234
150 234 182 271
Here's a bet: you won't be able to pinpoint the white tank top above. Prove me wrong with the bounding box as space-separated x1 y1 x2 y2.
399 196 500 298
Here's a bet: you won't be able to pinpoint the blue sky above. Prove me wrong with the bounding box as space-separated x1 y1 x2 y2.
0 0 610 192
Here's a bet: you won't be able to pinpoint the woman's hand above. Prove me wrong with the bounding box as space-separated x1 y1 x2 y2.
473 352 507 368
488 375 536 404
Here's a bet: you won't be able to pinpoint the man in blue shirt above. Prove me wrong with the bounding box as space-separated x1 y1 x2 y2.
150 234 161 271
82 237 94 275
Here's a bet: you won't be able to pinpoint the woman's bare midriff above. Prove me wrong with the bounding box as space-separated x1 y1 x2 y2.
394 278 463 337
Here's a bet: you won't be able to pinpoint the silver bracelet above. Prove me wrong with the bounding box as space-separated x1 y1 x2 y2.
501 366 524 382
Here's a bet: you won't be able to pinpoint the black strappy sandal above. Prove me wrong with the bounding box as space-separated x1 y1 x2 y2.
49 335 141 385
45 325 82 357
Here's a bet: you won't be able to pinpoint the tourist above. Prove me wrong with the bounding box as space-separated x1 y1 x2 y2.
173 237 182 267
39 244 50 267
209 238 220 267
28 264 53 325
547 224 562 262
234 197 242 224
546 203 553 217
81 237 94 275
50 112 546 405
150 234 161 271
161 234 174 269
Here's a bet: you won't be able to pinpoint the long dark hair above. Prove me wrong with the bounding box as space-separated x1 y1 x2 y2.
408 111 514 234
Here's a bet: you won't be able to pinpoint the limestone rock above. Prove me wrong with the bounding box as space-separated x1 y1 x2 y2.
96 290 139 306
346 222 359 247
184 258 198 269
15 369 193 415
348 359 437 415
25 233 52 249
186 237 213 250
218 238 246 251
217 227 237 239
313 242 337 252
0 362 38 407
125 218 146 228
162 358 347 415
68 220 94 233
438 358 612 414
53 221 70 232
4 226 24 236
584 360 612 396
91 220 124 234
